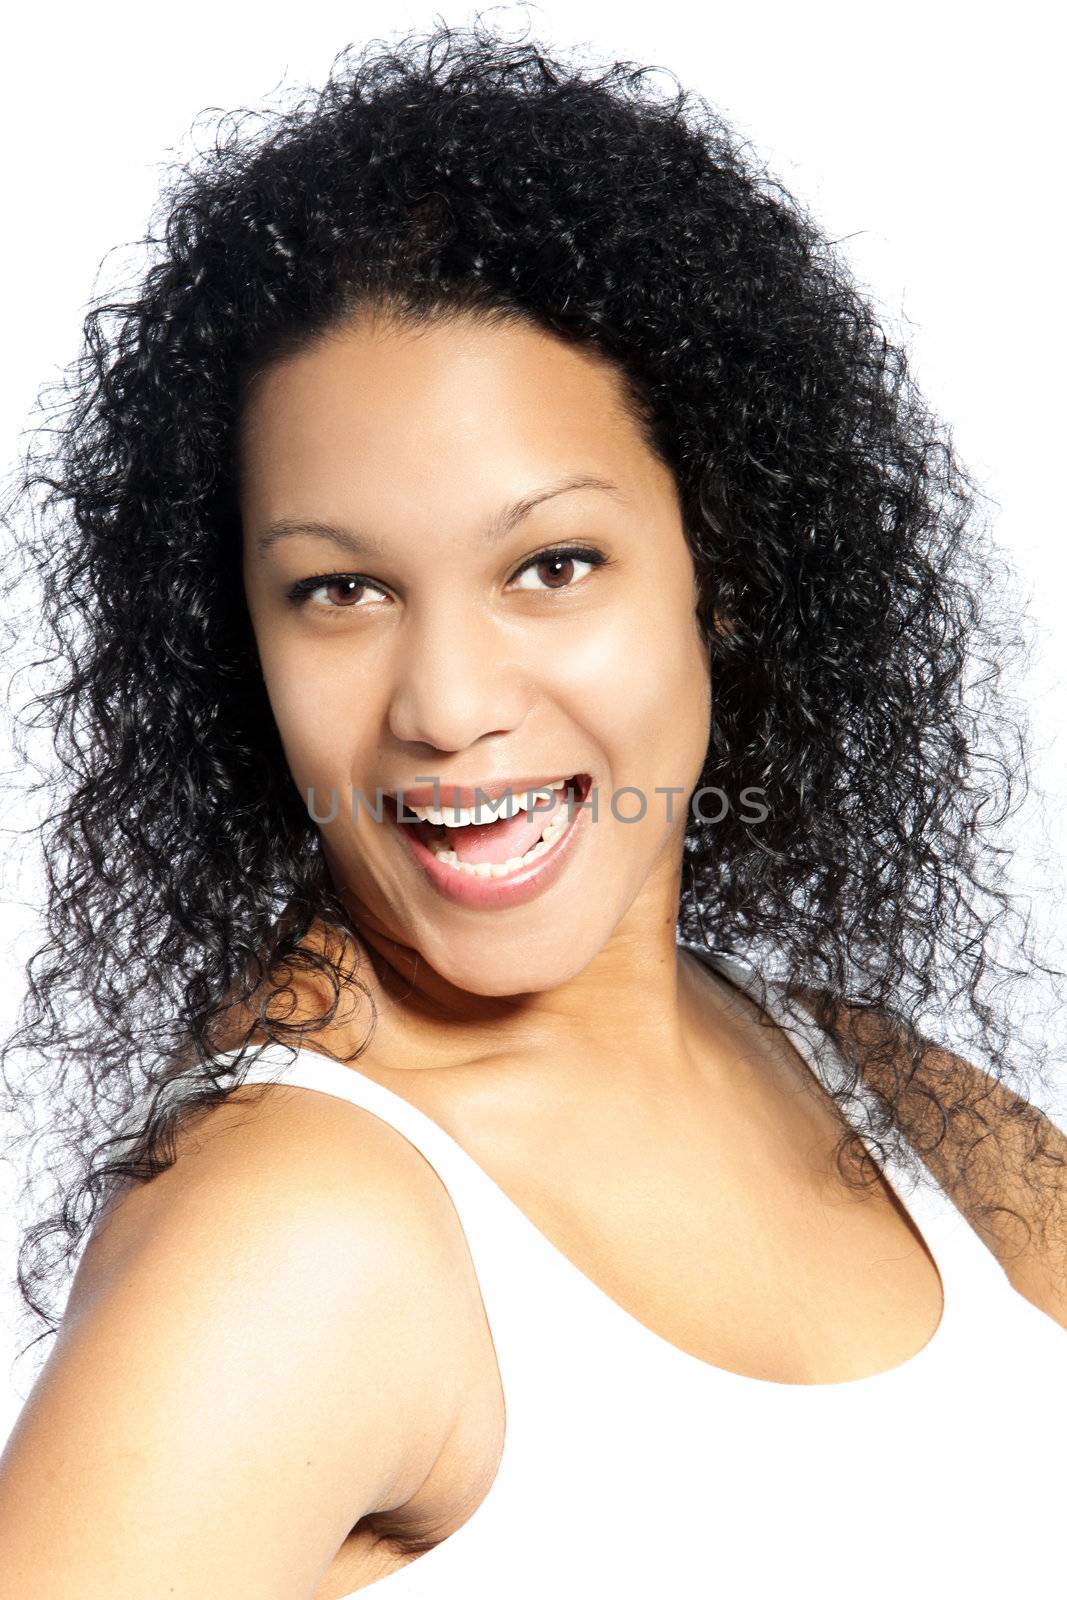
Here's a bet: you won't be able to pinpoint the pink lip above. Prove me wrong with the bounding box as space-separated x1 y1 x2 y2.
387 780 592 909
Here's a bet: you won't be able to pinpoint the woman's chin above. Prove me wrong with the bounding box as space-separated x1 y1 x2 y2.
414 933 599 999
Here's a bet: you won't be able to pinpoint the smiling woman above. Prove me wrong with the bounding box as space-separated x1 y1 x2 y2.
0 15 1065 1600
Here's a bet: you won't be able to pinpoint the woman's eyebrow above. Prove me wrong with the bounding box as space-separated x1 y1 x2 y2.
253 472 627 559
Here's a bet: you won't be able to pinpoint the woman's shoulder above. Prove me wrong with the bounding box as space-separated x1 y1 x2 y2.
788 985 1067 1330
75 1063 484 1357
81 1068 463 1280
0 1070 489 1591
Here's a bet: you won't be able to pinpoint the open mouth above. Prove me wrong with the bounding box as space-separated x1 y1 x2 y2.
385 773 592 880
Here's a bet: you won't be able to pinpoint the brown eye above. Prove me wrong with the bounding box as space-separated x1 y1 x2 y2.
288 574 390 609
511 546 603 593
536 554 576 588
318 578 370 607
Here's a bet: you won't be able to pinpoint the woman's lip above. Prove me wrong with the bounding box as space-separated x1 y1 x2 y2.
387 778 592 909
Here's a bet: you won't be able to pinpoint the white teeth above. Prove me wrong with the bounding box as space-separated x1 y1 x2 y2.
406 777 569 828
428 806 573 876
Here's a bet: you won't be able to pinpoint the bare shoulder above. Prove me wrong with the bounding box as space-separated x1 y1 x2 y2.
0 1074 485 1598
790 986 1067 1329
72 1071 480 1314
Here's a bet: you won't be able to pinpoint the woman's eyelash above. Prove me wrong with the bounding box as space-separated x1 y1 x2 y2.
285 543 611 608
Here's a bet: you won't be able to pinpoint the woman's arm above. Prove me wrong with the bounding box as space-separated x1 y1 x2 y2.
0 1084 472 1597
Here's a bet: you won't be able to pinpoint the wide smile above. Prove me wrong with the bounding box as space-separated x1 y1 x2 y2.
383 773 594 910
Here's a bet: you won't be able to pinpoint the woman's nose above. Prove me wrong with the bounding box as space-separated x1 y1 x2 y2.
385 607 531 754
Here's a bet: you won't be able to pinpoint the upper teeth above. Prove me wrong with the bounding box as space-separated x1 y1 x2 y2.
406 777 570 828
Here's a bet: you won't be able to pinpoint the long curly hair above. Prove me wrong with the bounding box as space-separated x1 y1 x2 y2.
2 14 1065 1366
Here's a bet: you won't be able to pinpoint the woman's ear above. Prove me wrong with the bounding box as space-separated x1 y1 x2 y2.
694 592 733 656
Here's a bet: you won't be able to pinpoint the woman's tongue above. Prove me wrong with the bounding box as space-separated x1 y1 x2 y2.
439 796 558 865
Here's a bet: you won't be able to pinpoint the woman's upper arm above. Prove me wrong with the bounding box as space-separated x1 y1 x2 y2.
0 1086 472 1598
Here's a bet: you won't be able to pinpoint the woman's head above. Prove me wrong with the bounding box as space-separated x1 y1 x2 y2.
3 18 1062 1349
240 307 710 992
12 13 968 989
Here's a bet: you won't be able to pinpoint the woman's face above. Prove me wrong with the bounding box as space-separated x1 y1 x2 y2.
240 310 711 995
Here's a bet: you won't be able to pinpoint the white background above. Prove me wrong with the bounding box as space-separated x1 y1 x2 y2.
1 0 1064 1445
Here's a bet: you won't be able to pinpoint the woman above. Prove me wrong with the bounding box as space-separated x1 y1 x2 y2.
0 18 1064 1598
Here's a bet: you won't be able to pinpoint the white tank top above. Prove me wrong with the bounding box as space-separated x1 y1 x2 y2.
211 944 1066 1596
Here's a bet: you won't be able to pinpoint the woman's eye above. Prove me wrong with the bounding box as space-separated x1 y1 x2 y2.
510 545 606 592
287 574 389 610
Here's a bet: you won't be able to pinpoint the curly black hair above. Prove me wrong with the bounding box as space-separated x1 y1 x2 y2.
2 12 1065 1365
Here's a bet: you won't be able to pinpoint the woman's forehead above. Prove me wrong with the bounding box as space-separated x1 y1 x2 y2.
237 314 671 532
239 312 637 443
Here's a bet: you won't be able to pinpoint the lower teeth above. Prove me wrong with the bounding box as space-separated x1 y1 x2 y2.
427 807 573 878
